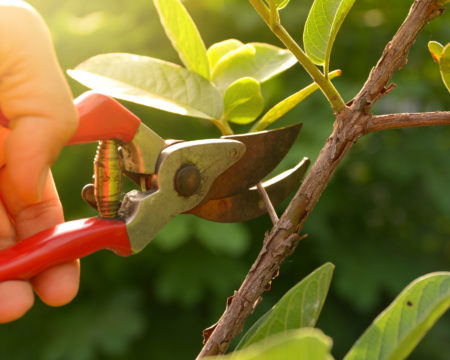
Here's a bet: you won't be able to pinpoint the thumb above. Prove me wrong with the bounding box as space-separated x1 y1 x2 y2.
0 4 78 204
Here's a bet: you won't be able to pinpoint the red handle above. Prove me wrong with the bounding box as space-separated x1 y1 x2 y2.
0 91 142 144
70 92 141 144
0 217 131 281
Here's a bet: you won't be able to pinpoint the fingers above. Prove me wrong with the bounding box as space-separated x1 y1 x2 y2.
0 4 80 322
0 281 34 324
0 4 78 204
0 168 80 311
0 167 35 323
0 126 8 166
5 118 70 204
31 261 80 307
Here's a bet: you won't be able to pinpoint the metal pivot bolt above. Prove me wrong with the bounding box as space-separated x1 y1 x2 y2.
175 164 201 197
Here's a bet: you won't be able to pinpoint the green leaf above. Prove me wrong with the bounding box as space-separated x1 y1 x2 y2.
252 69 341 131
207 39 244 72
68 53 223 120
276 0 290 10
223 77 264 124
303 0 356 72
211 42 296 91
236 263 335 350
153 0 210 80
206 329 333 360
264 0 291 10
344 272 450 360
428 41 444 62
439 43 450 92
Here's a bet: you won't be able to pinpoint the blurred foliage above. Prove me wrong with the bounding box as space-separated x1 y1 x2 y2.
0 0 448 359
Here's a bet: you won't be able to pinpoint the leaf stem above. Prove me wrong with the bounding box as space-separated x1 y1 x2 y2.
212 118 234 135
324 63 330 81
251 69 342 132
248 0 346 113
269 0 280 28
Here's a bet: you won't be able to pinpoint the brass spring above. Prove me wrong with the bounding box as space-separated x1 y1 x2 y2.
94 140 122 218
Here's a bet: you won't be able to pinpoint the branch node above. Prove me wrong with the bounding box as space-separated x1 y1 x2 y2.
383 83 398 95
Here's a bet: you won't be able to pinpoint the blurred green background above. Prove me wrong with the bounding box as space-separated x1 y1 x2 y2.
0 0 449 359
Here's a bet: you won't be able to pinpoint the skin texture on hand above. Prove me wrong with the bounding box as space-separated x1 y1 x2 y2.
0 1 80 323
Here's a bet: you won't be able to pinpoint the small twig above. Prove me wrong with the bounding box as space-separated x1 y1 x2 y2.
365 111 450 133
256 182 279 225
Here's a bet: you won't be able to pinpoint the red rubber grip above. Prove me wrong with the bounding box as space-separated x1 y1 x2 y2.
70 92 141 144
0 92 141 144
0 217 131 281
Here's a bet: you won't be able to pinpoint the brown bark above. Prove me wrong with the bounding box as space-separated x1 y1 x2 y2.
365 111 450 133
197 0 448 357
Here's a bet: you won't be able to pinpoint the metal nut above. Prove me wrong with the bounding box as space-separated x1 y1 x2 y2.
175 164 201 197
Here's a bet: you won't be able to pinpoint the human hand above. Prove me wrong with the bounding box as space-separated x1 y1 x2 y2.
0 1 79 322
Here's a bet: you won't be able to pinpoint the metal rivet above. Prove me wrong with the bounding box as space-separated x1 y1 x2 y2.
230 148 239 159
175 164 201 197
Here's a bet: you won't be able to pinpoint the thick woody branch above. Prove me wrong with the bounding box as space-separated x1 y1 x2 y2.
365 111 450 133
196 1 447 357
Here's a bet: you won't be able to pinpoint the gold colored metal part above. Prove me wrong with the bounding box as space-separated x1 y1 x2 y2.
94 140 122 218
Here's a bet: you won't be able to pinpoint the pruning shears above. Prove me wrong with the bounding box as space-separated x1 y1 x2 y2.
0 92 309 281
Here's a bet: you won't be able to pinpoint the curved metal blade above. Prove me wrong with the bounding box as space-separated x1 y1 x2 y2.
205 123 303 200
187 157 310 222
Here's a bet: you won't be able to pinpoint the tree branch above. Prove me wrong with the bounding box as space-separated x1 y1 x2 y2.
365 111 450 133
196 1 447 357
352 0 445 110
